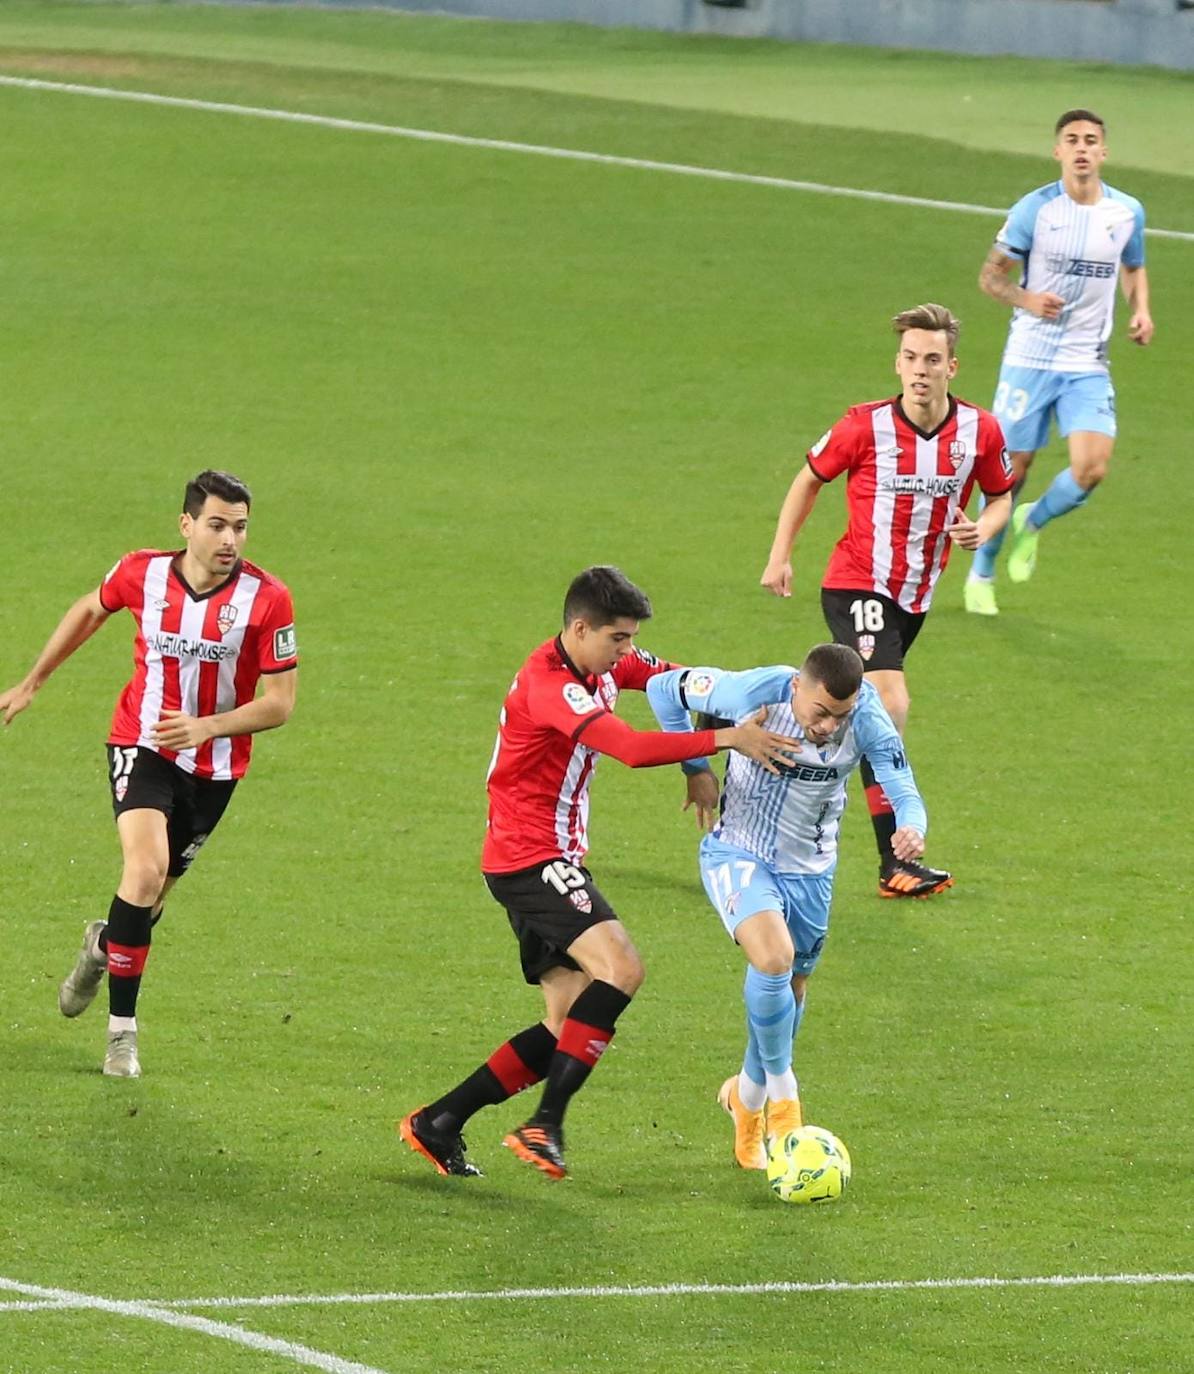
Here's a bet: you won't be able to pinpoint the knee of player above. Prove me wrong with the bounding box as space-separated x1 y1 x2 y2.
609 953 645 996
1073 461 1107 490
121 857 168 904
752 944 795 978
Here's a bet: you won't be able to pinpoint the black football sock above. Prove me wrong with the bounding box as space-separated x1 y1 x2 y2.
532 980 632 1129
860 757 897 867
105 895 153 1018
427 1022 557 1133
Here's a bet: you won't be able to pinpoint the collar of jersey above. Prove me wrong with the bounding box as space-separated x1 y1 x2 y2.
894 394 957 441
170 553 244 602
554 635 596 688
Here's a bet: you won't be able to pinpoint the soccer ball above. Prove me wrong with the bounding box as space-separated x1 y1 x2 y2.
766 1125 852 1204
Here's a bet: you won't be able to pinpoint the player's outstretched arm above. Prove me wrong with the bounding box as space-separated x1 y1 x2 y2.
761 466 823 597
151 668 297 751
978 246 1063 320
0 590 110 726
580 708 799 776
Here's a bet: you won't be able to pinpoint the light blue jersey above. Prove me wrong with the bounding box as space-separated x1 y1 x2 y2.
997 180 1145 373
647 666 926 876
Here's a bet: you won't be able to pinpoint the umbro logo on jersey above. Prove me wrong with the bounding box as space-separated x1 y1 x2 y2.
876 445 903 460
153 598 170 611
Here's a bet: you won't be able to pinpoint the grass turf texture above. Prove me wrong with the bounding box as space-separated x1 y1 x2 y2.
1 5 1191 1371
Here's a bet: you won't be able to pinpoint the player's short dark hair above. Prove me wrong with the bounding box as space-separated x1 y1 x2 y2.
1055 108 1105 136
183 470 252 517
801 643 864 701
563 566 652 628
892 303 961 356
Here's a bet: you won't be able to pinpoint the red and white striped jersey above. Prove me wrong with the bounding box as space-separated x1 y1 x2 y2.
99 550 297 781
482 638 686 874
808 396 1012 613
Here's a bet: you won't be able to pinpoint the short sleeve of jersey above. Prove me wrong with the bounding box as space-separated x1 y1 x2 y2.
995 189 1042 259
1115 192 1146 269
975 412 1015 497
806 412 860 482
98 552 140 613
611 646 677 693
526 671 606 737
257 585 299 674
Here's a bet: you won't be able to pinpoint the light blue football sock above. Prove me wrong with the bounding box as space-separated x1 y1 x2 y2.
1026 469 1090 532
743 966 796 1077
742 1013 765 1088
969 492 1005 580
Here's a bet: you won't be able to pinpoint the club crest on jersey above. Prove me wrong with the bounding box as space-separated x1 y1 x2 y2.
216 603 239 635
948 440 966 470
857 634 876 661
568 888 593 914
562 682 596 715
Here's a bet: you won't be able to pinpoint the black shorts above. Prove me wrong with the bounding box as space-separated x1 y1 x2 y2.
106 745 237 878
820 589 926 673
484 859 618 985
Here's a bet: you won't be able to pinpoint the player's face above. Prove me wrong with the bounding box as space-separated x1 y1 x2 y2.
570 616 640 676
894 329 957 411
180 496 249 577
1054 121 1106 181
792 674 857 747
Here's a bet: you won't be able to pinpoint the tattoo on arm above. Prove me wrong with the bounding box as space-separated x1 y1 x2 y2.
978 248 1023 307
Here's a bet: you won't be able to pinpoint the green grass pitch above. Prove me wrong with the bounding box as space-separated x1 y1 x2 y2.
0 5 1191 1371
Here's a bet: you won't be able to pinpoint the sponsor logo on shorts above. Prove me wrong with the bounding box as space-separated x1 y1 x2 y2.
273 625 297 661
568 888 593 914
562 682 597 715
217 603 239 635
857 633 876 661
115 777 129 803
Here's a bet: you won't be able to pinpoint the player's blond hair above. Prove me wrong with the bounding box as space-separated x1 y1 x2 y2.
891 303 961 356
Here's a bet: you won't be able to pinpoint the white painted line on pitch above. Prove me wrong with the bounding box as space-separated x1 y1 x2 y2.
147 1270 1194 1309
0 73 1190 243
0 1276 390 1374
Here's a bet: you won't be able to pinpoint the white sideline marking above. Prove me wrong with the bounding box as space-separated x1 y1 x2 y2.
0 1276 389 1374
0 73 1191 242
136 1269 1194 1308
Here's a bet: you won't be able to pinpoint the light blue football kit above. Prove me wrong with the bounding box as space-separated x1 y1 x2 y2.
974 179 1146 579
647 665 927 1101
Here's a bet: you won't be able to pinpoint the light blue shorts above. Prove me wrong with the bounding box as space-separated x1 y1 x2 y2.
699 835 833 975
993 365 1116 452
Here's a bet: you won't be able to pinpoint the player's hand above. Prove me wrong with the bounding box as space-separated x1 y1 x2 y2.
682 769 720 832
1024 290 1065 320
891 826 925 862
1128 312 1154 346
945 511 982 550
152 710 215 750
719 708 802 776
759 559 793 598
0 681 36 726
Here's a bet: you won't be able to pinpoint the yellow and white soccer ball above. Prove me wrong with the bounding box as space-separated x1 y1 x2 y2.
766 1125 852 1204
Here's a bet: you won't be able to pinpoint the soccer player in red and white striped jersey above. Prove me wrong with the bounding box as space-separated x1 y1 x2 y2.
400 566 800 1182
0 471 297 1078
761 304 1013 898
